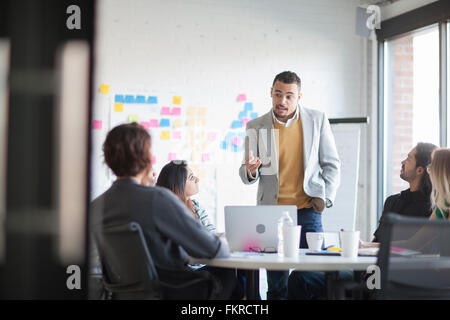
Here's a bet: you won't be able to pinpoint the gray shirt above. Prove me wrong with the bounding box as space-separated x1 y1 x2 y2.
90 178 229 270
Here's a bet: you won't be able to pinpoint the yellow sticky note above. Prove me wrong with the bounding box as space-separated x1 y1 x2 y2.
114 103 124 112
197 107 207 116
198 118 207 126
186 118 196 127
128 114 139 123
173 118 183 129
161 131 170 140
187 107 196 116
173 96 182 105
99 84 110 94
191 151 201 162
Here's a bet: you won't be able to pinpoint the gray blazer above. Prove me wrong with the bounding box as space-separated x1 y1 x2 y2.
239 106 340 206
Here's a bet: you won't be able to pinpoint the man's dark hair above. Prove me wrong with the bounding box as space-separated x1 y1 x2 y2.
272 71 301 90
415 142 438 197
103 123 152 177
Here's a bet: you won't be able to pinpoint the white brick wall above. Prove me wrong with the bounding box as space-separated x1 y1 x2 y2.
92 0 376 240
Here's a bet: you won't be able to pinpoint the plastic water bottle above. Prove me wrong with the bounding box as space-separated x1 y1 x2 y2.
277 211 294 257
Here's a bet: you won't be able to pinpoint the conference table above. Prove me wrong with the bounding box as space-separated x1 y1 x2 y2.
190 249 377 300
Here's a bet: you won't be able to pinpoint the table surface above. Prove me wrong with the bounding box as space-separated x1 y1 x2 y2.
190 249 377 271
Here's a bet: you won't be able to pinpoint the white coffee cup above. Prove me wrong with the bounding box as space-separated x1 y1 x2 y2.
340 231 360 259
282 225 301 258
306 232 324 252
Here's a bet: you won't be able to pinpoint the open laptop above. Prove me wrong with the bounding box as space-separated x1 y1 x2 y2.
224 205 297 252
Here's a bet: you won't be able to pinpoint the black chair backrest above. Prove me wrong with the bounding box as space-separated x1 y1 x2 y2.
376 212 450 299
93 221 160 299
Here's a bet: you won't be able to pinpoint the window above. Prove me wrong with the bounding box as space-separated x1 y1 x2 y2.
383 24 440 197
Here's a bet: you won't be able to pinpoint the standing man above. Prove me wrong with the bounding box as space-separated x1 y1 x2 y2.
239 71 341 300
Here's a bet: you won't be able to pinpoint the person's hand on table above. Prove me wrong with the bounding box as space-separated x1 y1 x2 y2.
312 197 325 213
359 239 380 249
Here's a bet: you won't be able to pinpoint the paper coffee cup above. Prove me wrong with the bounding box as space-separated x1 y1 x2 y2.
340 231 360 259
282 225 301 258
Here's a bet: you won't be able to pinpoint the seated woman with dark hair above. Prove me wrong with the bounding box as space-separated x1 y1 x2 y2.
156 160 244 299
90 123 236 299
156 160 215 232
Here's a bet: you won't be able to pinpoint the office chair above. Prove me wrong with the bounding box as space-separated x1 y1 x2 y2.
93 221 221 300
374 212 450 300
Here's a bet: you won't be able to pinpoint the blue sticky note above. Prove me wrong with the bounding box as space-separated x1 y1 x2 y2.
226 132 235 142
231 120 242 129
148 96 158 104
115 95 124 103
220 141 227 150
244 102 253 112
136 95 146 103
238 111 247 120
232 145 243 152
125 95 135 103
238 132 246 139
250 112 258 119
160 119 170 127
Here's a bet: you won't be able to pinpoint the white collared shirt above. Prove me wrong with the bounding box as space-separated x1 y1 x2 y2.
272 105 300 127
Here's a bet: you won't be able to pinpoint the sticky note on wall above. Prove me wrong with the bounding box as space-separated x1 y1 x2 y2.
231 120 242 128
242 118 250 127
99 84 110 94
160 119 170 127
187 107 196 116
173 96 182 105
114 103 124 112
168 152 177 161
149 119 159 127
208 132 217 141
93 120 102 130
125 95 135 103
139 121 150 129
161 107 171 115
186 118 196 127
244 102 253 111
115 95 124 103
136 95 146 103
172 107 181 116
201 153 210 162
172 131 181 140
148 96 158 104
197 107 207 116
128 114 139 123
161 131 170 140
172 118 183 128
237 94 246 102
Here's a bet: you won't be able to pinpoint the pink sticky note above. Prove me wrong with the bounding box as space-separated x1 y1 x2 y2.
208 132 217 141
93 120 102 130
161 107 171 115
232 136 243 146
149 119 159 128
139 121 150 129
168 153 177 161
242 117 250 127
237 94 247 102
201 153 210 162
151 156 156 165
172 107 182 116
172 131 181 140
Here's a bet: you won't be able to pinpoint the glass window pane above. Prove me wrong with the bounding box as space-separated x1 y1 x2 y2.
384 24 440 198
